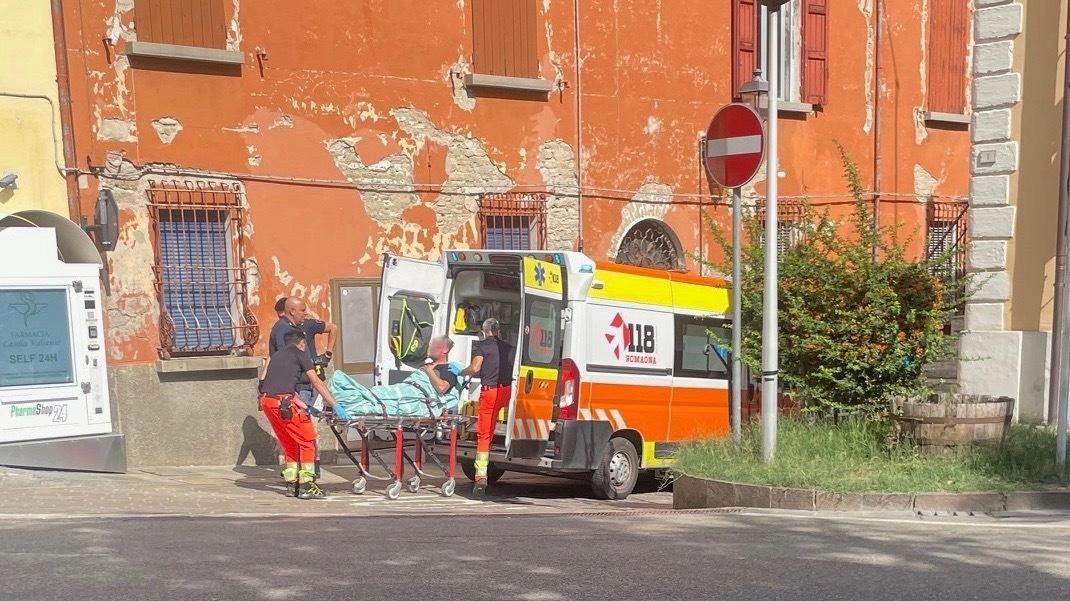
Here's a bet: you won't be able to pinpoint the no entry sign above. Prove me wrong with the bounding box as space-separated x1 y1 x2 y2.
704 103 765 189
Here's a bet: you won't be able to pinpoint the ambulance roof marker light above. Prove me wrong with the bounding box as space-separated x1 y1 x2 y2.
579 264 594 273
448 252 458 263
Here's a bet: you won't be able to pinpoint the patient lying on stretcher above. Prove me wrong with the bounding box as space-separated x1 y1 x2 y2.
327 335 464 418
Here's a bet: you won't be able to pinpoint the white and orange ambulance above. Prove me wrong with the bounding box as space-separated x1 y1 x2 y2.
374 250 731 499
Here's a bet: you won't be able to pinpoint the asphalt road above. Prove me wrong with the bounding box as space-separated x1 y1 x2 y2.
3 511 1069 601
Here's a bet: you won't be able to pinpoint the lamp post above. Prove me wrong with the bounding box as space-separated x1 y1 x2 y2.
759 0 788 463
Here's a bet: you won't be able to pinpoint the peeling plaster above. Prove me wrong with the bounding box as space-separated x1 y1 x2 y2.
325 137 421 226
606 183 673 259
394 108 512 236
245 257 261 307
269 114 294 129
227 0 243 52
224 123 260 134
913 164 939 202
916 0 930 144
151 117 183 144
858 0 875 133
537 139 581 250
99 118 137 142
447 55 476 112
271 256 294 287
644 116 662 136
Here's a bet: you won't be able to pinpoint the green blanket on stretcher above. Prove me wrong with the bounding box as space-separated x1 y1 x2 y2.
328 368 462 417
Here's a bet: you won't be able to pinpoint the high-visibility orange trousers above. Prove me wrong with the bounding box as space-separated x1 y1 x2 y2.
260 395 317 467
474 386 511 478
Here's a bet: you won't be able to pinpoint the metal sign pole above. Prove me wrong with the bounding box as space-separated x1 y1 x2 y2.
1057 305 1068 474
761 4 780 464
731 186 743 442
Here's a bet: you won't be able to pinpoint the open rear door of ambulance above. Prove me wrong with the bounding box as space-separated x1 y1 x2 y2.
506 256 567 459
374 254 448 386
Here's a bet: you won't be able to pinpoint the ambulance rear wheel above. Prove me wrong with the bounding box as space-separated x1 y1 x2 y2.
591 437 639 500
459 461 506 484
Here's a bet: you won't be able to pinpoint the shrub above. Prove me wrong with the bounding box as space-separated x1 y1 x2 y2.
706 143 964 416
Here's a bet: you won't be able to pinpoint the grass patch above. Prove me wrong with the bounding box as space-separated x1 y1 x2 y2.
674 419 1069 493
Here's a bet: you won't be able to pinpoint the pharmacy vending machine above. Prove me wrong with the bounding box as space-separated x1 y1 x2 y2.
0 210 125 472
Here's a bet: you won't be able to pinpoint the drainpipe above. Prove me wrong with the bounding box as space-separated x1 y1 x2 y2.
872 0 883 261
1050 3 1070 428
573 0 585 253
50 0 82 223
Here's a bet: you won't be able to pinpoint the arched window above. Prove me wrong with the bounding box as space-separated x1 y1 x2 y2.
616 219 683 271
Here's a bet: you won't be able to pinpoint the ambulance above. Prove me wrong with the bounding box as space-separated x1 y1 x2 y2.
374 250 731 499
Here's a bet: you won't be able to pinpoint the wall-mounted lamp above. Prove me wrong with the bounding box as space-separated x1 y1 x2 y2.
81 188 119 251
0 173 18 190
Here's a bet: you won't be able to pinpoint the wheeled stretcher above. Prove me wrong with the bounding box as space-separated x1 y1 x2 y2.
323 410 470 499
323 369 471 499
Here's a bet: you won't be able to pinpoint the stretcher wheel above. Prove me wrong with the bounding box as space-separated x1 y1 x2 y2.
351 477 367 495
406 475 421 493
441 478 456 497
385 480 402 500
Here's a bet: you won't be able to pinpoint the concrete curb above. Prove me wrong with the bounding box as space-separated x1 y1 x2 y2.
673 475 1070 514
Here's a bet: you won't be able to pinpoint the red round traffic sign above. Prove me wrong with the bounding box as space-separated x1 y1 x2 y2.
704 103 766 189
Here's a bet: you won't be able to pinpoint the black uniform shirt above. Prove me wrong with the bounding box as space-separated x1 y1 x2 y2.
261 345 314 396
473 337 514 387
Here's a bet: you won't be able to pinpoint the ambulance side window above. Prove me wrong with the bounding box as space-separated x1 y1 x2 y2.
523 297 561 367
674 316 729 379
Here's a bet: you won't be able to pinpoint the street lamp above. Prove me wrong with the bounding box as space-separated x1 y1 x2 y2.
759 0 786 464
738 72 769 112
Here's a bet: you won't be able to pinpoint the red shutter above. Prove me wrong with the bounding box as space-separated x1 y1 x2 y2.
136 0 226 49
473 0 538 78
732 0 758 98
802 0 829 105
927 0 969 114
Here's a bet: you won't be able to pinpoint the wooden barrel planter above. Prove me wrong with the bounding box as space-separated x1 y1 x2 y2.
896 394 1014 455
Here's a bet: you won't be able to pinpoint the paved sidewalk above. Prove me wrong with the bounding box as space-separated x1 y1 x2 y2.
0 464 674 517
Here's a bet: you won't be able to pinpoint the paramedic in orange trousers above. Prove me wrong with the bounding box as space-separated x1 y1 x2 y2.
260 329 348 499
460 318 514 497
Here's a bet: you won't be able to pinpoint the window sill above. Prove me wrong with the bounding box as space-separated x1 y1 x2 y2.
155 355 261 374
464 73 554 94
924 111 971 126
756 98 817 115
127 41 244 65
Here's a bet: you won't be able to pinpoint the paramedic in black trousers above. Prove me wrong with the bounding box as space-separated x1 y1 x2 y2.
460 318 514 497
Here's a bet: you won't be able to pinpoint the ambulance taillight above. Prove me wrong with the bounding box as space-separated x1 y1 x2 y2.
556 358 581 420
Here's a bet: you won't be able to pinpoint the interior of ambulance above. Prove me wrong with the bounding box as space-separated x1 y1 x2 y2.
381 257 529 455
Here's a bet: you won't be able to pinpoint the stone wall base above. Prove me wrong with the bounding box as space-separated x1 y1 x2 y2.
958 330 1050 422
109 364 345 467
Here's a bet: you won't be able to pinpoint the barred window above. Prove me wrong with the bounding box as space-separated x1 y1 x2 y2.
926 201 968 285
478 192 547 250
148 181 257 358
758 199 804 254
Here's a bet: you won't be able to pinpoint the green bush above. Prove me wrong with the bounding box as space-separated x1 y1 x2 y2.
707 143 963 416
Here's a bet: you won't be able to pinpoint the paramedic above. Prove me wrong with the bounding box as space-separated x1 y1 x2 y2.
269 297 336 407
260 329 348 499
460 318 514 495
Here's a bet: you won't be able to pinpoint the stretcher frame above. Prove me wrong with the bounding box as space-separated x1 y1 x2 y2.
323 401 471 500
